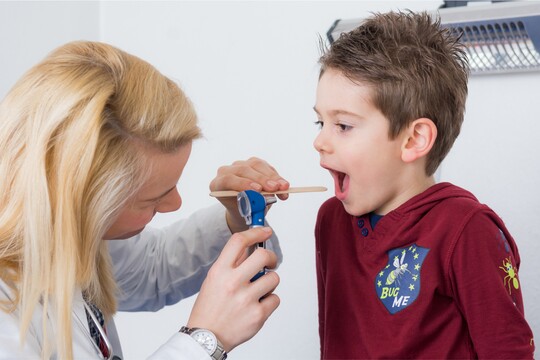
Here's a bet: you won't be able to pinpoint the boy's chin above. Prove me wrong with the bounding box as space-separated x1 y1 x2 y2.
340 199 368 217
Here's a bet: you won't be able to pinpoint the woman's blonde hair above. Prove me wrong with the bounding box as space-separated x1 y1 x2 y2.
0 41 201 359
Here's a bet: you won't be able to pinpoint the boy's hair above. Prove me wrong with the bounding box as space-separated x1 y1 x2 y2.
319 11 469 176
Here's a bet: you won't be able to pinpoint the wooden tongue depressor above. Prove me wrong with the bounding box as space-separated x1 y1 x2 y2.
210 186 327 198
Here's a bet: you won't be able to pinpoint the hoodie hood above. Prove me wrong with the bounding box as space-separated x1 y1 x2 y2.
388 182 479 219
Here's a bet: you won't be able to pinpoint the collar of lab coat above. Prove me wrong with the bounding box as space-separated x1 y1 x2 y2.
71 289 123 359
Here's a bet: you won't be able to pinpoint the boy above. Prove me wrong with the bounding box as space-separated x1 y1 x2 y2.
313 11 534 359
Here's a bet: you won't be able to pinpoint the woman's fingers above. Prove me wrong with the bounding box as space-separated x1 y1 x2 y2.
209 157 289 193
217 227 273 267
238 247 278 283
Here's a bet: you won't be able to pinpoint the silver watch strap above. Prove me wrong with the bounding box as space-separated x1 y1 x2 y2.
179 326 228 360
211 344 227 360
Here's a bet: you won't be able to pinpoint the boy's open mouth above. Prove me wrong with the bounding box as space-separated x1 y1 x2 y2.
329 169 349 199
336 171 346 192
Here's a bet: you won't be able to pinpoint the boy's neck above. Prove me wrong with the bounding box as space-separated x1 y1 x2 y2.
376 175 435 215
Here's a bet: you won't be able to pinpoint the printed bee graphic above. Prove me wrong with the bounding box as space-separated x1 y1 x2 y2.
499 257 519 294
385 251 411 285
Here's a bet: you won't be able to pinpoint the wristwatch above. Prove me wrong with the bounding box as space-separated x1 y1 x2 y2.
179 326 227 360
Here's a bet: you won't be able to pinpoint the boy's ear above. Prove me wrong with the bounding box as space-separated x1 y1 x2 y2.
401 118 437 163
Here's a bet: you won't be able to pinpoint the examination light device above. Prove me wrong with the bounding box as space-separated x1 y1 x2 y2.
237 190 277 281
326 1 540 75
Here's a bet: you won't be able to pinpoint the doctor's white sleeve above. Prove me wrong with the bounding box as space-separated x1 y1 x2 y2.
109 203 282 312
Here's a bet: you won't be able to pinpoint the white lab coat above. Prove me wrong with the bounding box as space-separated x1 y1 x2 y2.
0 204 282 359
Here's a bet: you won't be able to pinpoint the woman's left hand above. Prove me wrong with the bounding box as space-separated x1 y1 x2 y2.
187 226 280 352
209 157 289 233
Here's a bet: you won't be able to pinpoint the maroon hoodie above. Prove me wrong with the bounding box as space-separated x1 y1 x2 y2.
315 182 534 359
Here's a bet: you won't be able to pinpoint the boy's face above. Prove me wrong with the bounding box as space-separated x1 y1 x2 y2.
313 68 408 216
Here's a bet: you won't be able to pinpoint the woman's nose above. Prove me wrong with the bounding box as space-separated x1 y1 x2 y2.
157 189 182 213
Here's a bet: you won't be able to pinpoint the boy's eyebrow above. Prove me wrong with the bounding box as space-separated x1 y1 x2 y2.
313 106 362 118
142 185 176 202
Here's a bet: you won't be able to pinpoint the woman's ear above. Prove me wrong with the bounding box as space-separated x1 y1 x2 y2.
401 118 437 163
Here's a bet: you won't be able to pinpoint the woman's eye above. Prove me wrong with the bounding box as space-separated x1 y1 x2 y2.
338 123 352 131
141 198 161 209
314 120 323 129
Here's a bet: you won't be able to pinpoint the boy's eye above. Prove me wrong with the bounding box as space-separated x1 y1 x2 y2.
338 123 352 131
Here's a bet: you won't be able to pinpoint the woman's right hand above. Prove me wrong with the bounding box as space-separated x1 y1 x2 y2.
209 157 289 234
186 226 280 352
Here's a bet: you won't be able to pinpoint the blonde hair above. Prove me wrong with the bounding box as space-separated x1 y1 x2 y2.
0 41 201 359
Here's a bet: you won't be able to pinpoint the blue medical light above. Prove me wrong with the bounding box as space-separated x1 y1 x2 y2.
237 190 276 281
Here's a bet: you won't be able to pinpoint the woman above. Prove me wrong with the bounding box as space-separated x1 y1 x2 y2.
0 41 288 359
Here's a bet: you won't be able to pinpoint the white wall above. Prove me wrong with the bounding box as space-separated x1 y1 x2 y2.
0 1 100 97
1 1 538 359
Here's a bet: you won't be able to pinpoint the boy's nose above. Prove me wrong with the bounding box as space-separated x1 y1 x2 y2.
313 132 329 153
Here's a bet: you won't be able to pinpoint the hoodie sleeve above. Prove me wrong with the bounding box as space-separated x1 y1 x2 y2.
449 209 535 359
109 204 282 312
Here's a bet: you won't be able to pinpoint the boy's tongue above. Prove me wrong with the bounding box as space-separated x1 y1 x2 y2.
334 172 349 200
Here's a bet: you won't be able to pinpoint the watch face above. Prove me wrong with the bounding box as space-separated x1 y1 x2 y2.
191 329 218 354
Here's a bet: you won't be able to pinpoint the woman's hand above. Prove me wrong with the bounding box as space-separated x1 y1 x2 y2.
187 227 280 352
209 157 289 233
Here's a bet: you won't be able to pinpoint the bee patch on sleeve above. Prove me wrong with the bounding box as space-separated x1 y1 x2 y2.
375 244 429 314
